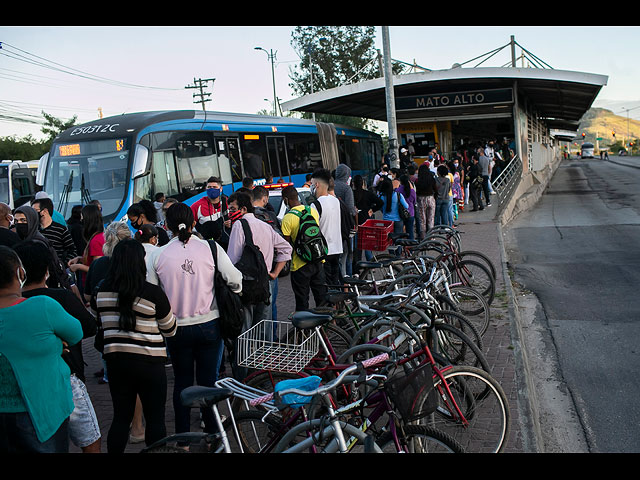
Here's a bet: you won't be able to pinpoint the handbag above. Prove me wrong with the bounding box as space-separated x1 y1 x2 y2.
207 240 245 342
396 192 411 220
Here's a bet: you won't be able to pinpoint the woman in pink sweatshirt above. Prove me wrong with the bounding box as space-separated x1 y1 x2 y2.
146 202 242 447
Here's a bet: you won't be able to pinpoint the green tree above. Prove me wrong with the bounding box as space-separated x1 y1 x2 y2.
41 111 78 142
0 111 79 160
0 134 48 160
288 26 403 129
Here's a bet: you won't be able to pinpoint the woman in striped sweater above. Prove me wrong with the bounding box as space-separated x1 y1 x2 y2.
91 239 176 453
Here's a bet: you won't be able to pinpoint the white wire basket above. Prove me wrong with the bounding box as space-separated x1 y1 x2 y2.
236 319 319 373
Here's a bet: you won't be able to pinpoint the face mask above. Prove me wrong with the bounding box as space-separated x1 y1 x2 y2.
15 223 29 239
454 162 459 167
206 188 221 200
7 214 14 227
228 209 243 224
310 184 317 196
131 218 143 229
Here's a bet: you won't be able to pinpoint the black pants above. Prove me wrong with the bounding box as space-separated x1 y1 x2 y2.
324 254 341 288
105 356 167 453
470 182 484 210
291 261 327 311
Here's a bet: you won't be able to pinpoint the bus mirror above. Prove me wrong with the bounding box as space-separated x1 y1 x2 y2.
132 145 150 178
36 153 48 187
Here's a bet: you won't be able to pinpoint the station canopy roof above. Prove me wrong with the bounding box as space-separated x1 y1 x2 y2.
282 67 608 129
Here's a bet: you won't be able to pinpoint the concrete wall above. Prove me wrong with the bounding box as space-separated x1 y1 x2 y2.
499 148 563 226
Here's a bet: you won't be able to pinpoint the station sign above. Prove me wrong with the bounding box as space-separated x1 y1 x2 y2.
396 88 513 112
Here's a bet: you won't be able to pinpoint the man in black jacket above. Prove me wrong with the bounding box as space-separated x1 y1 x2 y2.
468 155 485 212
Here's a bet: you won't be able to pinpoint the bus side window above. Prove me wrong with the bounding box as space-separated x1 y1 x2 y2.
175 133 219 198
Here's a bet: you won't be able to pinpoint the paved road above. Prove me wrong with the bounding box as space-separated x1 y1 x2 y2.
503 156 640 453
75 199 527 453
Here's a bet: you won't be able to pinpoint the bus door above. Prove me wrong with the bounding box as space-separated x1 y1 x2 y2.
151 150 181 201
266 136 290 181
214 136 243 187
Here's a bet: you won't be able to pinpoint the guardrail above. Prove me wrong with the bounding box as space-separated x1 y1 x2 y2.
492 155 522 205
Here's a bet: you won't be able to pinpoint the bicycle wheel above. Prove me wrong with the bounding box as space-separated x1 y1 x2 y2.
451 259 495 305
423 366 510 453
433 309 484 353
273 418 383 453
224 409 288 453
348 318 423 357
141 445 190 453
427 322 490 374
447 286 491 336
459 250 497 280
376 424 465 453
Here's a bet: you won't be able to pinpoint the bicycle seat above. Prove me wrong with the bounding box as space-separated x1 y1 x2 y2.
342 276 369 286
180 386 234 408
388 232 409 241
290 310 333 329
396 239 419 247
324 290 358 304
357 261 383 269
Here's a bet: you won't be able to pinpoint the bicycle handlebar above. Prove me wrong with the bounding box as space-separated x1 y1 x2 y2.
249 353 390 407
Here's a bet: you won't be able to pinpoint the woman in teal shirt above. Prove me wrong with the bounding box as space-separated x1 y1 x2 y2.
0 246 83 453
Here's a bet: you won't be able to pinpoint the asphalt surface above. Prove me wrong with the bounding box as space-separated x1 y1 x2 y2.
503 155 640 453
73 196 529 454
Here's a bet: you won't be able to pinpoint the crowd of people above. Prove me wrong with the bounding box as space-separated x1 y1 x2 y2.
0 138 509 453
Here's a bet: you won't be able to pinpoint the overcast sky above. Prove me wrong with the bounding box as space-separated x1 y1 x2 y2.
1 25 638 140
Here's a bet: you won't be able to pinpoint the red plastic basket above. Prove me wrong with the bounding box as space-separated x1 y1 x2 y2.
357 219 394 251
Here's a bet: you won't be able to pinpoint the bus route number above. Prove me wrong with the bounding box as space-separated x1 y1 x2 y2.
70 124 120 136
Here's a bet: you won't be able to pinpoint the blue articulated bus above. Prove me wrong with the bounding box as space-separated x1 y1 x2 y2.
37 110 383 224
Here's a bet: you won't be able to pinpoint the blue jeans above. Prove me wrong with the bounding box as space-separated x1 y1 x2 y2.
270 278 278 321
0 413 69 453
166 319 224 435
403 216 415 241
435 200 450 227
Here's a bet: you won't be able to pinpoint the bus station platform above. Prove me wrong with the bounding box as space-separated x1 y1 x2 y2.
72 198 530 453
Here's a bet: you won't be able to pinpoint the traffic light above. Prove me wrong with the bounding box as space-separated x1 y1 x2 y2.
612 131 616 138
582 132 586 139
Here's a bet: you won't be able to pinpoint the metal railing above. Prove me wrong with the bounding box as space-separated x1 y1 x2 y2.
492 155 522 205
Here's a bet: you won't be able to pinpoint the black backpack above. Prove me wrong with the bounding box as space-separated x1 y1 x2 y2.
234 219 271 305
207 240 244 341
288 206 328 264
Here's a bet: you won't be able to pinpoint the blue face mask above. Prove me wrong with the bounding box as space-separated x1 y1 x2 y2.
206 188 221 200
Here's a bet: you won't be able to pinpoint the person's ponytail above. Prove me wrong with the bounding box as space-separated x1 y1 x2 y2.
165 203 193 245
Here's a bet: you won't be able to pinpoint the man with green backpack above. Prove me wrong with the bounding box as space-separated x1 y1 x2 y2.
280 185 328 312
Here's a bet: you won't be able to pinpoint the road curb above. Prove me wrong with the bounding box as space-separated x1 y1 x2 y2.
496 221 542 453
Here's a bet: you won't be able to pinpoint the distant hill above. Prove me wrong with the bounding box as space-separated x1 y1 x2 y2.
576 107 640 147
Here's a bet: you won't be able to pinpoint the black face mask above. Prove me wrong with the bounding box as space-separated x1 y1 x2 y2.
15 223 29 239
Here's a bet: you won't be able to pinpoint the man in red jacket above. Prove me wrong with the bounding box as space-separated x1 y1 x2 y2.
190 176 231 249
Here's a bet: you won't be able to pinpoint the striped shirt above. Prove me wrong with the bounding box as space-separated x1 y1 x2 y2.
91 281 177 362
41 221 77 265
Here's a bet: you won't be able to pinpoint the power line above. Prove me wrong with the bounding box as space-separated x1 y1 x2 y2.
0 41 183 91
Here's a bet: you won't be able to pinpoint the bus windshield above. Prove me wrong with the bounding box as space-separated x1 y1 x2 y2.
44 138 131 221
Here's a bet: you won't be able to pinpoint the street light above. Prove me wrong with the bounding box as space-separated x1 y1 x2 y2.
255 47 279 116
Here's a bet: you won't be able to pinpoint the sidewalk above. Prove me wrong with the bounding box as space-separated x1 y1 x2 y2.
74 195 528 453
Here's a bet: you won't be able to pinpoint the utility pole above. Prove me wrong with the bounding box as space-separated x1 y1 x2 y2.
185 77 215 111
381 26 399 169
255 47 279 116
